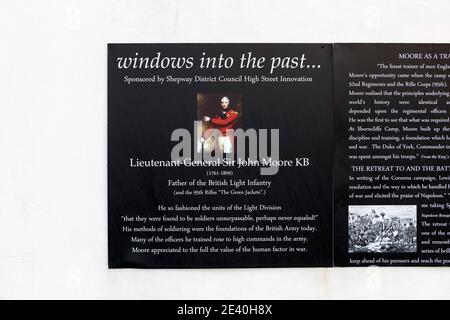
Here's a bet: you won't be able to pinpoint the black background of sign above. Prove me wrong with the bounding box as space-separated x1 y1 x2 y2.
108 44 333 268
334 44 450 266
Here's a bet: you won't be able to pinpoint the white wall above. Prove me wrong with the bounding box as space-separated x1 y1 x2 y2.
1 0 450 299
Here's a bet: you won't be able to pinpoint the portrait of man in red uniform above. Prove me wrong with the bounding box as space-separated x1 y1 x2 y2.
198 94 242 154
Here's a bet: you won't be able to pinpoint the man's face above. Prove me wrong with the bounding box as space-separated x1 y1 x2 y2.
220 97 229 109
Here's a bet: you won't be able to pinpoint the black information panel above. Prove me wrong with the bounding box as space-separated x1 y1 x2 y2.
334 44 450 266
109 43 450 268
108 44 333 268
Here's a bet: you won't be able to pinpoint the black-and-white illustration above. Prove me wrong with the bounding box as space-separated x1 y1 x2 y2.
348 205 417 253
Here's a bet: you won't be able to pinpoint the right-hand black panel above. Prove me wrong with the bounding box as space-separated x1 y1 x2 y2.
334 43 450 266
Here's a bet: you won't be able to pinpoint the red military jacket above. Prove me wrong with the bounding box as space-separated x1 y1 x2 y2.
210 109 239 135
